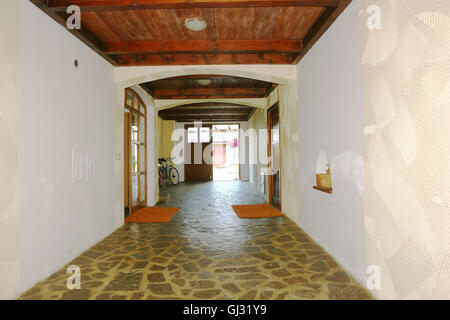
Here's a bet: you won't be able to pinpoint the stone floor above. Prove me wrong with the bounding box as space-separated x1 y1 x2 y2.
19 181 372 300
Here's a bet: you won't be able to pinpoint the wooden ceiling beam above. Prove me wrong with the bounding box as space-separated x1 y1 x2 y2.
104 40 303 55
156 94 261 100
29 0 118 66
162 112 251 116
170 102 255 108
47 0 340 12
153 88 267 99
34 0 351 67
118 53 294 66
159 108 252 115
167 75 246 80
157 95 265 99
160 114 250 121
154 88 267 96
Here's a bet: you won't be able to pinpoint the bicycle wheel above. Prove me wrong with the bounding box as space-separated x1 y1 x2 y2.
159 169 164 186
169 167 180 185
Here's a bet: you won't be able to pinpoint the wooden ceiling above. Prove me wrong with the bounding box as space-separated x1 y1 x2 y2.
142 75 275 99
152 75 269 122
158 102 255 122
31 0 352 66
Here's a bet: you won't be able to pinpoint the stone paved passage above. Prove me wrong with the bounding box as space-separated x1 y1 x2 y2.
19 181 372 300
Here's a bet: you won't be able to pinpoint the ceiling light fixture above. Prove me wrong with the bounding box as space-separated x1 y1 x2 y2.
184 18 207 31
196 79 212 86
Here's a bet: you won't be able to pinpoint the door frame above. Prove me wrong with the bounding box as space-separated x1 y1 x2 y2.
124 88 147 217
184 123 213 182
124 112 130 217
267 102 281 210
211 123 241 181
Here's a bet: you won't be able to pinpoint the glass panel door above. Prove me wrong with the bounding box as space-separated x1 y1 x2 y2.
124 89 147 217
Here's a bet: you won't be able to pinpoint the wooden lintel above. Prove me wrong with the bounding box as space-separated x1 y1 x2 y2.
48 0 340 12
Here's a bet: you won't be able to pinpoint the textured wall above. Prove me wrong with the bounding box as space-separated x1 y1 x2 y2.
360 0 450 299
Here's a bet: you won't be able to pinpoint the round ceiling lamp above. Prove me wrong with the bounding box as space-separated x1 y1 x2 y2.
196 79 212 86
184 18 207 31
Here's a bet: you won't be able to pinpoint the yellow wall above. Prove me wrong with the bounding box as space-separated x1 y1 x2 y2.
158 118 175 159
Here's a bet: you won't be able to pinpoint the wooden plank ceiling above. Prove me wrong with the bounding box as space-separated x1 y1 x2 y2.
30 0 352 66
142 74 275 99
150 74 272 121
158 102 256 122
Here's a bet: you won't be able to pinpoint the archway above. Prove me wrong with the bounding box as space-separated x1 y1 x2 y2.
113 66 297 227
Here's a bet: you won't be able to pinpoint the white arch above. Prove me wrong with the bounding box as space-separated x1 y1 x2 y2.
115 65 296 89
113 65 296 227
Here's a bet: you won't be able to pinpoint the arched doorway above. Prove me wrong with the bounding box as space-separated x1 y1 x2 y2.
114 67 296 224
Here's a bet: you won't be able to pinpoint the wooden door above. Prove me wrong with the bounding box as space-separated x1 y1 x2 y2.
268 104 281 209
185 124 213 181
124 112 130 217
124 89 147 217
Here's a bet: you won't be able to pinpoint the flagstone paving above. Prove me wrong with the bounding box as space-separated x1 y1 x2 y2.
19 181 372 300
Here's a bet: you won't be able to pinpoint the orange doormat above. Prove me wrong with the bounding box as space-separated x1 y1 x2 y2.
125 207 179 223
231 204 284 219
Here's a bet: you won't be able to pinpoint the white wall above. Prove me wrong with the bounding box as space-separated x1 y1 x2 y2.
18 0 116 293
0 0 21 300
297 1 366 284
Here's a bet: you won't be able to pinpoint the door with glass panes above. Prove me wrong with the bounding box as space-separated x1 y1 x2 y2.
124 88 147 217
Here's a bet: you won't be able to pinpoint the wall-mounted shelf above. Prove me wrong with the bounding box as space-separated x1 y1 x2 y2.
313 186 333 194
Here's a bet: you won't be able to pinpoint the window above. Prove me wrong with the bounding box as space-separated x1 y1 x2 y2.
131 112 138 142
187 127 198 143
126 92 133 107
200 127 210 143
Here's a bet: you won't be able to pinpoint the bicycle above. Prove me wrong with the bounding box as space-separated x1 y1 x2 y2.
158 157 180 186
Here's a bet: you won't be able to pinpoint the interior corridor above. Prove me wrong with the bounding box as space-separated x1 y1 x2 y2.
19 181 371 300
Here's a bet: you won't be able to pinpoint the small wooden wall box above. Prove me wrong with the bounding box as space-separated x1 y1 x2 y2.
315 168 332 191
316 174 332 190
